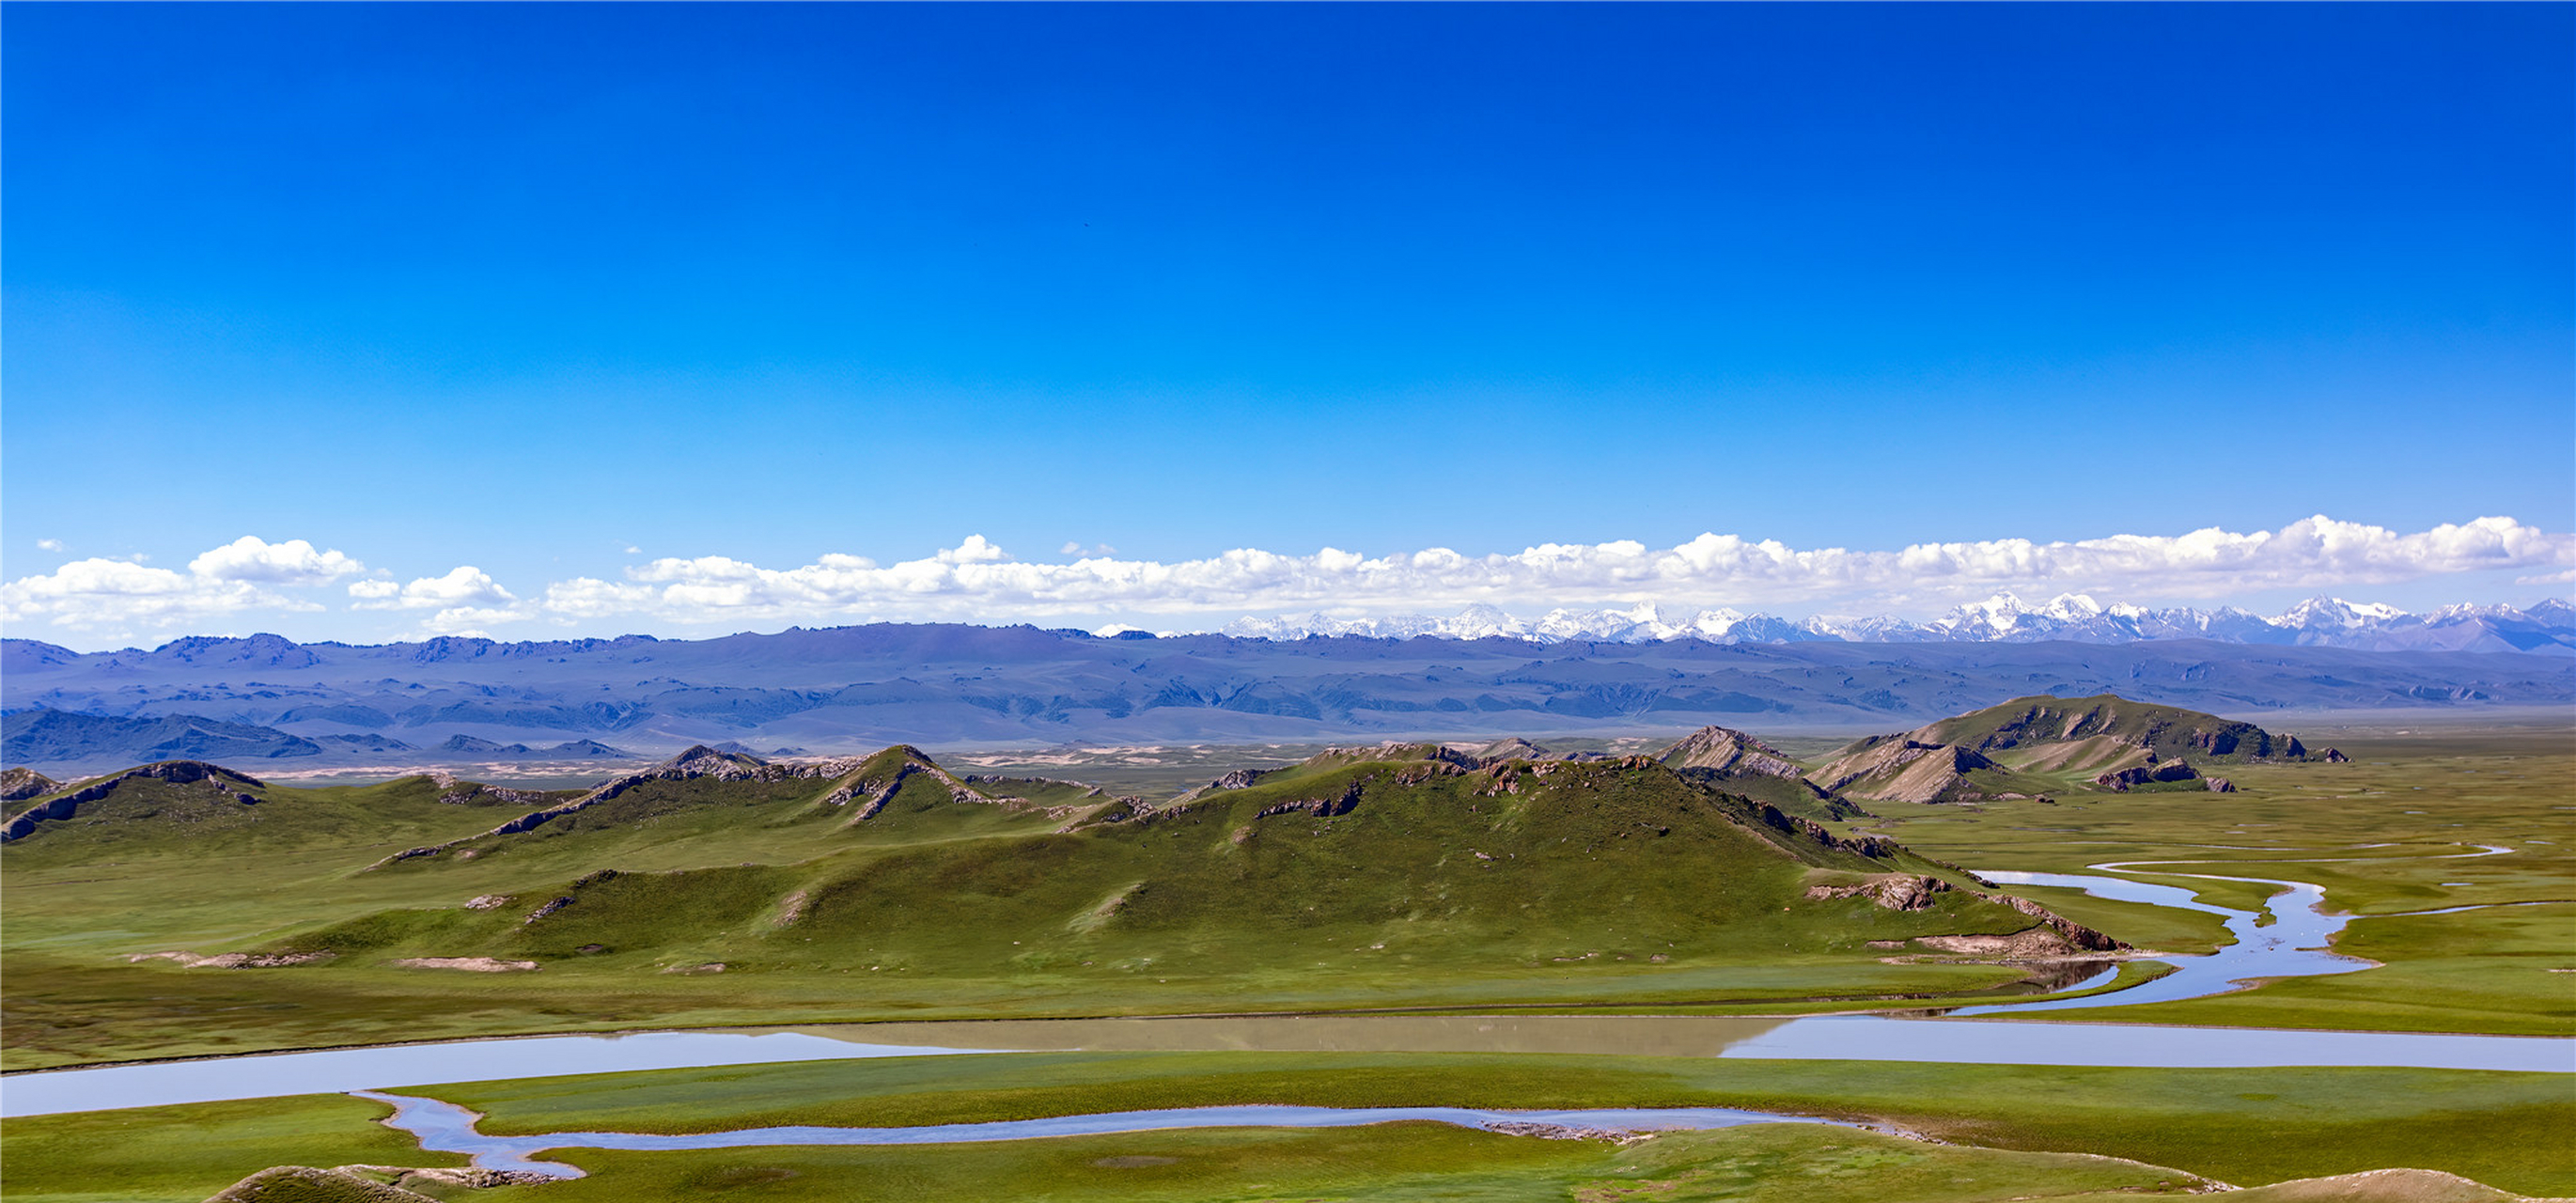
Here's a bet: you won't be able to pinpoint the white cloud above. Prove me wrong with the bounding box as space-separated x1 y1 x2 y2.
2 535 363 633
0 555 320 632
423 605 528 635
509 516 2574 629
348 566 520 612
188 536 364 586
5 518 2567 640
36 539 64 553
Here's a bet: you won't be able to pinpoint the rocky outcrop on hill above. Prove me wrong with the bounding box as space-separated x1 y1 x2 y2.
818 746 991 821
3 760 265 842
1309 742 1483 772
1171 765 1276 805
1253 778 1366 820
433 780 561 807
1811 739 2003 805
128 949 330 969
201 1161 560 1201
1656 725 1807 778
2093 758 2203 790
1725 798 1898 860
1975 890 2130 952
1803 872 2128 954
204 1165 440 1203
0 766 58 802
1472 737 1551 764
1806 874 1950 910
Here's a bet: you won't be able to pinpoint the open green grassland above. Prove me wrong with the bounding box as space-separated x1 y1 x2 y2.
3 719 2568 1203
7 1053 2567 1202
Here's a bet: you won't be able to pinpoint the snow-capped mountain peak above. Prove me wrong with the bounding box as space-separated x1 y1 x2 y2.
1218 596 2569 655
2276 596 2413 631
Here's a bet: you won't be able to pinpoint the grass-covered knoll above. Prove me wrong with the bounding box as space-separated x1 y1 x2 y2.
1910 695 2311 767
1860 724 2576 1035
3 745 2087 1068
418 1051 2575 1195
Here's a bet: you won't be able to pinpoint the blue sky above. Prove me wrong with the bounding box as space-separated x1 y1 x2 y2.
5 4 2569 647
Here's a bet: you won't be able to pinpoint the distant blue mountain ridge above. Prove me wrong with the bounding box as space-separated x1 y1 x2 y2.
3 610 2568 772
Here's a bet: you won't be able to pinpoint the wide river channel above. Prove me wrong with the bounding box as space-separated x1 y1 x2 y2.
7 857 2568 1125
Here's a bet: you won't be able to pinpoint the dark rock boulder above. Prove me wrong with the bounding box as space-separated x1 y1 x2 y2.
2093 759 2202 791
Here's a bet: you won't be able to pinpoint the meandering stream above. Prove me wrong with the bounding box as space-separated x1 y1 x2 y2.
352 1089 1860 1180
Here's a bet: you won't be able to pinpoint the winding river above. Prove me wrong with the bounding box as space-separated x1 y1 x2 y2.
353 1090 1860 1179
7 845 2567 1127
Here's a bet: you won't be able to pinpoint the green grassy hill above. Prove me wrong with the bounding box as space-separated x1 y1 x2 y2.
0 742 2110 1067
1912 695 2309 767
1815 695 2314 804
292 750 2027 980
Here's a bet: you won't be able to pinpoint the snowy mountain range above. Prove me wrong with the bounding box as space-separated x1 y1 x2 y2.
1221 594 2576 655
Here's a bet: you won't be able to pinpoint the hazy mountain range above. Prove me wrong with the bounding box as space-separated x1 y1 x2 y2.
1223 593 2576 655
5 619 2568 773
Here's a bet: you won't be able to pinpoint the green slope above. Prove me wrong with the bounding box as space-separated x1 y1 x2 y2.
273 752 2044 981
0 745 2105 1066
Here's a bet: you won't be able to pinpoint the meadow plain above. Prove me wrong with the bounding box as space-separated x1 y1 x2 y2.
2 710 2568 1202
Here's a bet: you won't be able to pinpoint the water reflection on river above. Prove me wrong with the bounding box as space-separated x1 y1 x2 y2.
756 1014 1790 1058
755 1012 2568 1074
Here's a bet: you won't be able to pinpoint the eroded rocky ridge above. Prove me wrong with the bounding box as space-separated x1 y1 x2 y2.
2 760 265 842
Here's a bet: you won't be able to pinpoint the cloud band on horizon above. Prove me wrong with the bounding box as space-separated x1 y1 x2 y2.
3 516 2567 639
